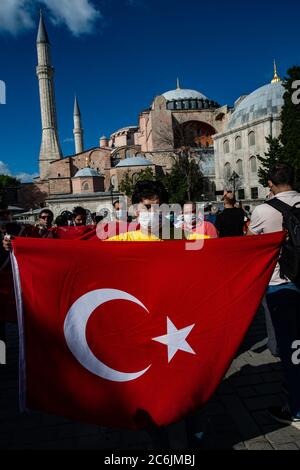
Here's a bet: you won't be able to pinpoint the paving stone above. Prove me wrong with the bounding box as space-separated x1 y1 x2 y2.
265 426 300 445
261 371 284 383
230 374 264 387
252 410 280 426
245 439 274 450
220 394 261 441
212 431 243 449
253 382 283 395
2 311 300 450
273 442 299 450
233 441 247 450
242 395 283 411
236 386 257 398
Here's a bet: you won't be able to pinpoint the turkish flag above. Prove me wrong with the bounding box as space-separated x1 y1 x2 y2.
54 225 96 240
11 233 283 429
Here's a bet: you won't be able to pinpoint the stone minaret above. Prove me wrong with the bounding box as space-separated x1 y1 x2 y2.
36 11 62 180
73 96 84 154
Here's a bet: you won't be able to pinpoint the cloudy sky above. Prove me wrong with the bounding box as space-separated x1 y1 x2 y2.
0 0 299 180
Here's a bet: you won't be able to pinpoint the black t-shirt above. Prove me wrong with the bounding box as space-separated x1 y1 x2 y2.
215 208 245 237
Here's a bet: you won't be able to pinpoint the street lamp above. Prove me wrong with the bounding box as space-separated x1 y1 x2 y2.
109 179 114 206
229 171 239 198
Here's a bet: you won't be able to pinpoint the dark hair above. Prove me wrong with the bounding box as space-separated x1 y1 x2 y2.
72 206 87 218
113 200 119 208
39 209 54 219
55 214 68 226
132 180 169 205
223 195 236 206
268 163 295 187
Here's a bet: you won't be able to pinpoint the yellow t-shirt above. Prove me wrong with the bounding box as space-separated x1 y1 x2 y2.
186 233 211 240
105 230 162 242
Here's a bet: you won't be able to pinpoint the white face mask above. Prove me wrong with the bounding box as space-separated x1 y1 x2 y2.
115 210 126 220
138 212 161 233
184 213 196 227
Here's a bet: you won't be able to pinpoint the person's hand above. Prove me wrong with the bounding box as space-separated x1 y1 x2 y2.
2 234 14 252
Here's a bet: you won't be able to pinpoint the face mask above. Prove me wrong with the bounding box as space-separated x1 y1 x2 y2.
115 210 126 220
139 212 161 233
184 214 196 226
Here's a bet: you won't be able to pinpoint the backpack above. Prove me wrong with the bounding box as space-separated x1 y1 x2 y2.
265 198 300 287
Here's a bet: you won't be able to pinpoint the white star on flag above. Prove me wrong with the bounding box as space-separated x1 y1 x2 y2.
152 317 196 363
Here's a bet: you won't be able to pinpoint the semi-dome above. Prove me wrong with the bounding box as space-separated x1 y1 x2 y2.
228 81 285 130
116 156 153 167
74 167 101 177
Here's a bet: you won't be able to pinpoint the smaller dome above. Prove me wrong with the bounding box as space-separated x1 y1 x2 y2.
74 167 101 177
116 156 153 167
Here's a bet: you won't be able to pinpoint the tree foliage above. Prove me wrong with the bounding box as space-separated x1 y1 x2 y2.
258 66 300 188
118 167 155 197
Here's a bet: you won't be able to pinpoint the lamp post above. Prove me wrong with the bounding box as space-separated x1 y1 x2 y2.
229 171 239 198
109 180 114 206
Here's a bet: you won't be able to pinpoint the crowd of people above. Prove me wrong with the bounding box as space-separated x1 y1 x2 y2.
0 163 299 427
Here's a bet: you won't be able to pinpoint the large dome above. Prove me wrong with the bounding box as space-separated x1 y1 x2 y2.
162 88 208 101
228 81 285 129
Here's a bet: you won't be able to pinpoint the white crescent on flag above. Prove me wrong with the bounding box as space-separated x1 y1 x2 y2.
64 288 152 382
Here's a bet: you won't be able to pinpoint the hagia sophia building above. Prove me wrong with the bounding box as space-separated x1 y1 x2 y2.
21 12 285 217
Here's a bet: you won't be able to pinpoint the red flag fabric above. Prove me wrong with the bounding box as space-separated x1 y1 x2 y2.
11 232 284 429
53 225 95 240
96 221 139 240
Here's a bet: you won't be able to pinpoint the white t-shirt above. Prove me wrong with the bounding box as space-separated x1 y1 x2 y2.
249 191 300 285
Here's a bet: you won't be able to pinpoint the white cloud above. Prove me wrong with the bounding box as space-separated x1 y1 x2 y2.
0 161 11 175
63 137 74 143
0 0 101 36
41 0 101 36
0 160 38 182
0 0 34 35
16 171 39 182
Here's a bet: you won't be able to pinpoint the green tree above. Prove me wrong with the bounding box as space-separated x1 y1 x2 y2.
258 66 300 188
0 174 21 207
164 148 205 204
258 136 284 187
118 167 155 197
280 66 300 186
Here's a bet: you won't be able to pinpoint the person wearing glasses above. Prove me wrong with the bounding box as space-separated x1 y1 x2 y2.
2 209 55 251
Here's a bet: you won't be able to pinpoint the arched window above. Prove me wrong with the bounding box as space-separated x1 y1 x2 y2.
250 156 257 173
224 162 231 179
235 136 242 150
248 131 255 146
223 140 230 154
125 150 131 159
82 182 89 191
237 159 243 175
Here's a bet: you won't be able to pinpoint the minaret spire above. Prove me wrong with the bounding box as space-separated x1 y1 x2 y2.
37 10 49 44
271 60 281 83
176 77 181 89
73 95 84 154
36 11 62 180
